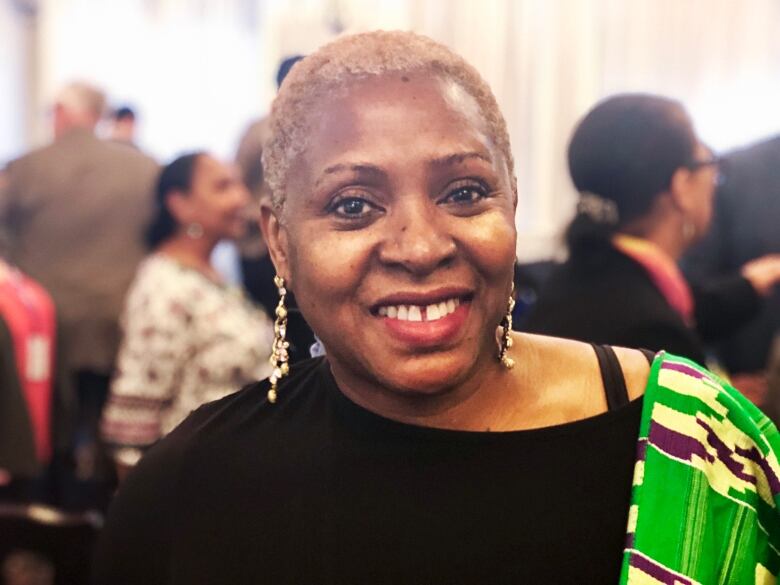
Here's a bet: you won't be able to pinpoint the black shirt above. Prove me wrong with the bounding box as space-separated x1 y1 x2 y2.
525 243 709 364
93 353 642 584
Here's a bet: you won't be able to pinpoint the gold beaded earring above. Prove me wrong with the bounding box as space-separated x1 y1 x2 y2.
497 283 515 369
267 275 290 403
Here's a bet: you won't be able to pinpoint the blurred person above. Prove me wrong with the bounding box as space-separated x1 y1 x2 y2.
0 258 73 505
0 81 158 502
684 135 780 383
100 153 273 478
95 33 780 585
766 336 780 423
235 54 315 361
108 106 138 147
525 94 780 368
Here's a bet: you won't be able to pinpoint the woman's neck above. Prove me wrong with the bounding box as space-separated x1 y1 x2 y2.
620 218 686 261
157 236 222 282
325 332 592 432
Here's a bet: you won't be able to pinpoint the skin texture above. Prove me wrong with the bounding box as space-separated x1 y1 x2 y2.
626 142 718 261
167 155 250 246
263 74 649 430
158 155 250 282
674 142 718 241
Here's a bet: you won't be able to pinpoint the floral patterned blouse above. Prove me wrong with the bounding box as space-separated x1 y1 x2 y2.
101 254 273 464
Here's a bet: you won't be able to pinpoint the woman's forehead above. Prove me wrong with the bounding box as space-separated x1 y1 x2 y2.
300 74 495 167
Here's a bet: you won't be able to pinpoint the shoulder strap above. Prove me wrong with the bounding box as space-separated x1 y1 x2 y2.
592 344 629 411
638 348 656 365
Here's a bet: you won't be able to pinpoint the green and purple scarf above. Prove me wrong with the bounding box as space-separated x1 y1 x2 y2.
622 353 780 584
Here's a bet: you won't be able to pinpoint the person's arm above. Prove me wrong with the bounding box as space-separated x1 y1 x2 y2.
100 279 193 473
763 337 780 423
692 275 761 342
693 254 780 343
739 254 780 297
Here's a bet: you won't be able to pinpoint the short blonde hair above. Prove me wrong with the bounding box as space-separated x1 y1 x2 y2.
263 30 516 212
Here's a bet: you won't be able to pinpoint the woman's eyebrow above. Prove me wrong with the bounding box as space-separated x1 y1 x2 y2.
315 163 387 188
428 151 492 168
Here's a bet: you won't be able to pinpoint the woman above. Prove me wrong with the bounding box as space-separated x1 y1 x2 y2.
100 153 273 471
525 94 780 366
94 33 780 584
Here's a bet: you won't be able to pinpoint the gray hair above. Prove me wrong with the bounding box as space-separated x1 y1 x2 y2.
55 81 106 119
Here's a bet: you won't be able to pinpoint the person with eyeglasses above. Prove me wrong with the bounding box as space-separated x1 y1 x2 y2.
683 133 780 407
525 93 780 369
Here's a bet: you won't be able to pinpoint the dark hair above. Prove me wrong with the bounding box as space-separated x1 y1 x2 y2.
145 152 205 249
276 55 304 89
565 93 697 252
113 106 136 121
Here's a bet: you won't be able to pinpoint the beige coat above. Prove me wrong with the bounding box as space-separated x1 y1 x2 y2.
0 129 159 373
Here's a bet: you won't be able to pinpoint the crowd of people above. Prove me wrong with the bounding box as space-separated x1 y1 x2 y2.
1 29 780 584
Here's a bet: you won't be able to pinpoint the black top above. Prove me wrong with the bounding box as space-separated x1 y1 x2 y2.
524 242 760 366
93 349 645 585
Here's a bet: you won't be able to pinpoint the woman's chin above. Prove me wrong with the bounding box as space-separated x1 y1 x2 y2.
374 357 476 397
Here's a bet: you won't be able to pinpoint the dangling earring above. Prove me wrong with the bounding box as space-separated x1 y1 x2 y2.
186 222 204 239
267 275 290 403
682 218 696 242
497 283 515 369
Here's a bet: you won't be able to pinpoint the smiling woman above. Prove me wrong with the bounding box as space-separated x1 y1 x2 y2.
93 31 780 585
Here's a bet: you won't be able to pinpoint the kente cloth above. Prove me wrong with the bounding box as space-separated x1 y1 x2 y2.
622 352 780 584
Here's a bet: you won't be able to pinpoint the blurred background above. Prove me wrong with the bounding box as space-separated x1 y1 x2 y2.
2 0 779 261
2 3 780 581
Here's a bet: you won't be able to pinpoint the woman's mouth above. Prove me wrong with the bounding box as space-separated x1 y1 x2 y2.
376 297 461 322
371 292 472 348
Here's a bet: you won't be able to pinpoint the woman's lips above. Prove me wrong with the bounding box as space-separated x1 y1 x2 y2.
377 299 470 347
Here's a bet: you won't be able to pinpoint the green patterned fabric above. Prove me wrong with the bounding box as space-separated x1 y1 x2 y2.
621 353 780 584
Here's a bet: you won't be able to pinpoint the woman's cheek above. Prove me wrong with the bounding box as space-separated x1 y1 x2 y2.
290 229 371 297
461 212 517 275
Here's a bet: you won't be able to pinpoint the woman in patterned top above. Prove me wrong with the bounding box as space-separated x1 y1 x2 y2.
95 32 780 584
101 153 273 473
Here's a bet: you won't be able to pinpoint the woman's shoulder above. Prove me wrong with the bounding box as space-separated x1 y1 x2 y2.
519 333 652 401
125 254 190 298
145 356 327 449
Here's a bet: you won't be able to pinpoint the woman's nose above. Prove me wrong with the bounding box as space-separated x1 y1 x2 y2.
378 202 457 275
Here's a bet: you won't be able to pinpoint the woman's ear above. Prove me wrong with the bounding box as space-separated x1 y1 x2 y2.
668 167 696 215
165 189 191 225
259 201 291 285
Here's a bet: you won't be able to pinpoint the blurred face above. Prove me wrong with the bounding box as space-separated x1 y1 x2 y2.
685 142 718 239
265 74 517 397
112 117 136 142
177 155 250 242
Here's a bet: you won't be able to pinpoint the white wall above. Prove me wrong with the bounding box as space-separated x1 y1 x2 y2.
34 0 273 161
0 0 34 166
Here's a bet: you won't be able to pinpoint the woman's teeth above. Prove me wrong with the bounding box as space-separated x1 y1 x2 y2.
377 298 460 322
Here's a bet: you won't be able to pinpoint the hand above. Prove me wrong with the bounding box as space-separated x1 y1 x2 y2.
741 254 780 296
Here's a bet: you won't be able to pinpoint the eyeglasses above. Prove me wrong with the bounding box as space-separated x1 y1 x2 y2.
685 156 724 186
685 156 720 171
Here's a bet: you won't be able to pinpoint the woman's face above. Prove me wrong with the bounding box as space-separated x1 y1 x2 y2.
178 155 250 242
266 74 517 396
686 142 718 240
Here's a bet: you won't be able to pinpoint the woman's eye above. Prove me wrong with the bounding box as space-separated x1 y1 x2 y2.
442 183 489 205
330 196 377 219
